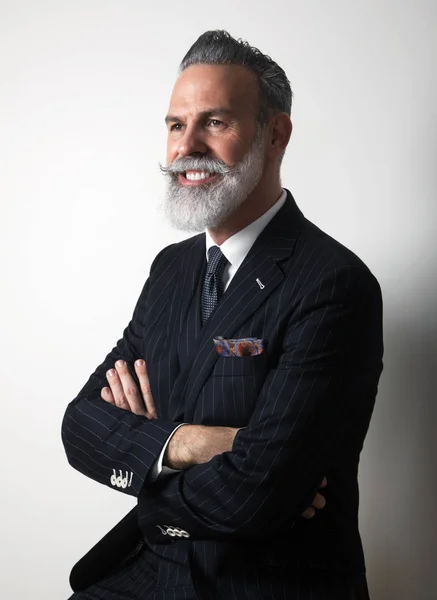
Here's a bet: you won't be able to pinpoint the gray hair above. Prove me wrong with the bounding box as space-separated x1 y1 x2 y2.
179 30 292 124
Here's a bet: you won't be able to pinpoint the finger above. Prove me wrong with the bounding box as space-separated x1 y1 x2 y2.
101 386 115 405
106 368 130 411
311 492 326 510
301 507 316 519
320 477 328 488
114 360 147 416
135 359 157 419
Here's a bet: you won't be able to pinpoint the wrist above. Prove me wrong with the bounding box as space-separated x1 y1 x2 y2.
163 425 200 470
163 424 241 470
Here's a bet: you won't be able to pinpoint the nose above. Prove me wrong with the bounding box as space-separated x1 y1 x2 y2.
177 125 208 158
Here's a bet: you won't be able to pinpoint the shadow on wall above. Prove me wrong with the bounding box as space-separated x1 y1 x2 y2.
361 312 437 600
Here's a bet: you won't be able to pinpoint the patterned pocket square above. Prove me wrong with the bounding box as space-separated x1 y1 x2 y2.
213 336 265 357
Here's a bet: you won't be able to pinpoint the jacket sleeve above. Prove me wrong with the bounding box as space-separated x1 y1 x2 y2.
137 264 384 541
61 248 181 497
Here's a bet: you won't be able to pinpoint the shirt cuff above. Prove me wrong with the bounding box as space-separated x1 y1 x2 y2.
149 423 187 482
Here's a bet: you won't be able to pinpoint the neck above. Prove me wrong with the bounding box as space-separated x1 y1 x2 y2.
207 177 283 246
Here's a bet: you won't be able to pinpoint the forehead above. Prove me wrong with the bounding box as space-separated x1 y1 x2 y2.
168 64 259 117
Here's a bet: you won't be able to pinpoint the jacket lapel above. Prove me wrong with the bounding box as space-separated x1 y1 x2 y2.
177 246 206 370
182 192 305 421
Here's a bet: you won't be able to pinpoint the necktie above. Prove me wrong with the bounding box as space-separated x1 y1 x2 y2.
201 246 228 324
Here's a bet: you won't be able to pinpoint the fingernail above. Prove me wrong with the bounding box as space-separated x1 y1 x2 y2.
107 369 115 377
136 360 144 367
116 360 125 368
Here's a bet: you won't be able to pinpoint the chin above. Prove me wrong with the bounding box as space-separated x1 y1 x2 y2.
166 208 231 233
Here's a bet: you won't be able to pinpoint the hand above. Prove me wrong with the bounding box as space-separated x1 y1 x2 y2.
301 477 327 519
101 359 157 419
164 424 240 470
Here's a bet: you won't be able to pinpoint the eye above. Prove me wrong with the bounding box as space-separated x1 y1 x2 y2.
170 123 183 132
207 119 224 128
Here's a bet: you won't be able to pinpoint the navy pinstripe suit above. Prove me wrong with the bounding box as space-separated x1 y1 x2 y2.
62 191 383 599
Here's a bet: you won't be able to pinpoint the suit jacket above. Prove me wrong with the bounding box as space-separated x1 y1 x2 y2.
62 191 383 598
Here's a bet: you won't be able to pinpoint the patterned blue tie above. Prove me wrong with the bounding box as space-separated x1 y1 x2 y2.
201 246 228 324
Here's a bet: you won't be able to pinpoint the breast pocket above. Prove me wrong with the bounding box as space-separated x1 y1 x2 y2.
193 353 268 427
213 352 267 377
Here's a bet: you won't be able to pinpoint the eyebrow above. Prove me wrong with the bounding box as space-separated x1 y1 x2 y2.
164 108 234 125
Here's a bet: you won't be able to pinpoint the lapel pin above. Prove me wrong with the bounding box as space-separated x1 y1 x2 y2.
256 278 265 290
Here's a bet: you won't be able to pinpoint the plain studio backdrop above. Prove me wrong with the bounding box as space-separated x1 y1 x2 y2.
1 1 436 598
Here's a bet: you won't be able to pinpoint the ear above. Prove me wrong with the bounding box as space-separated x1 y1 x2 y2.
267 113 292 159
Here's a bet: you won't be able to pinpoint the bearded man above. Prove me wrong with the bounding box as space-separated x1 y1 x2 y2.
62 30 383 600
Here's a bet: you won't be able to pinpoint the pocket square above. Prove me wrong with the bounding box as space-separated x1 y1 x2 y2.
213 336 265 357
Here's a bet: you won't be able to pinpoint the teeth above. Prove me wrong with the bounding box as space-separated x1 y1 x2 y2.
185 171 211 181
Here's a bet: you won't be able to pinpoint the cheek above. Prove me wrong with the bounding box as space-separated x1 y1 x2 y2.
166 139 174 161
166 139 176 163
214 138 247 165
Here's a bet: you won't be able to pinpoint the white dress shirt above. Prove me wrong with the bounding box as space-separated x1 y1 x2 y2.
150 189 287 481
206 189 287 291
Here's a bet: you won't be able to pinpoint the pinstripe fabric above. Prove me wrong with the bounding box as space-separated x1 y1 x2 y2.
68 543 198 599
62 191 383 599
68 548 369 599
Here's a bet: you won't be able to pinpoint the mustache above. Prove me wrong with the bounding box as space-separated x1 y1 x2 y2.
160 156 233 176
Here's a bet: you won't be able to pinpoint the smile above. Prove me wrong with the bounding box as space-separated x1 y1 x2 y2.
178 171 220 186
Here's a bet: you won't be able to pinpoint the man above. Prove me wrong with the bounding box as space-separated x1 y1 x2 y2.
62 30 383 599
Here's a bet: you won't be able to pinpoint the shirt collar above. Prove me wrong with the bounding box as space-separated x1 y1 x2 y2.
205 190 287 270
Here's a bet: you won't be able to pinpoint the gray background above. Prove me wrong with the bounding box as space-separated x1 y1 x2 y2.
1 1 436 598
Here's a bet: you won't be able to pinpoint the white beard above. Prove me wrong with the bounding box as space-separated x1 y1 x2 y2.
162 134 265 232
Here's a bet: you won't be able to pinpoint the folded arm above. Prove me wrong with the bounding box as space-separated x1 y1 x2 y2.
99 361 326 518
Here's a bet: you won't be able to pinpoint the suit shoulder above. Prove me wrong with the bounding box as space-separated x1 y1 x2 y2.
150 233 204 272
295 218 381 293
